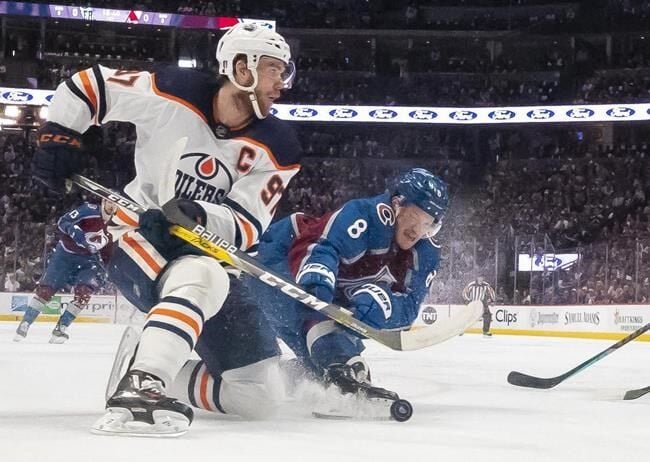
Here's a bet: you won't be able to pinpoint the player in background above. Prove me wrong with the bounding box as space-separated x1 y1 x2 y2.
31 23 301 436
462 276 496 337
14 200 116 343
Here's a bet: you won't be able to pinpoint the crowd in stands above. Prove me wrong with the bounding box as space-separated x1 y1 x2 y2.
3 118 650 307
2 1 650 306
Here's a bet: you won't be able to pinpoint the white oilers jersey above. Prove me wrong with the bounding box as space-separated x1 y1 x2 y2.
47 64 302 251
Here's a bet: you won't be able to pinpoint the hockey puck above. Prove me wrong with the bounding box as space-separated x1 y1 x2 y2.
390 399 413 422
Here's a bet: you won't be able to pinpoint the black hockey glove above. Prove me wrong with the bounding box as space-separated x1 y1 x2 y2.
32 122 84 193
138 199 207 257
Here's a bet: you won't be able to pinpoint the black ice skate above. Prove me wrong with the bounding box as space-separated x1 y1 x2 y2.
49 322 69 344
91 369 193 437
316 363 413 422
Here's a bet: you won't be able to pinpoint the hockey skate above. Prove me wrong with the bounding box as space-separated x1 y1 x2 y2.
49 322 69 344
13 321 30 342
92 369 193 438
314 362 413 422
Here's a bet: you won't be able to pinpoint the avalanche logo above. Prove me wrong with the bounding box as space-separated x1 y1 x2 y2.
409 109 437 120
376 203 395 226
566 108 594 119
84 230 111 251
449 110 477 121
607 107 635 118
369 109 398 119
181 152 232 181
527 109 554 119
2 91 33 103
290 107 318 118
329 108 358 119
488 109 515 120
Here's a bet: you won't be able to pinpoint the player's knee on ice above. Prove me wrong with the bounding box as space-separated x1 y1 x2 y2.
220 357 285 419
158 255 230 320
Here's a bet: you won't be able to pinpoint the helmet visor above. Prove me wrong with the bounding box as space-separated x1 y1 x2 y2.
281 60 296 89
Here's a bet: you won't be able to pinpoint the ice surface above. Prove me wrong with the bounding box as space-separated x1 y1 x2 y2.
1 323 648 462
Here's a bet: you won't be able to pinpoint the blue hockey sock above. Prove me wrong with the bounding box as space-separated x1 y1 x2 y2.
22 307 41 325
58 310 77 327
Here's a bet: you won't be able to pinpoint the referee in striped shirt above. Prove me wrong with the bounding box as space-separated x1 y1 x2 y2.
462 276 496 337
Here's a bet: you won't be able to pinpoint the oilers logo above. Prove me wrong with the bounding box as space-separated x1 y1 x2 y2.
1 91 33 103
176 153 233 204
488 109 515 121
330 108 358 119
566 108 594 119
369 108 398 119
606 107 635 118
409 109 437 120
449 110 477 121
289 107 318 118
527 108 554 120
46 94 54 103
269 107 278 116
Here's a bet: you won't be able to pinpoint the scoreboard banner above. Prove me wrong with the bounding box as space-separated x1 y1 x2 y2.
2 86 650 125
0 1 274 30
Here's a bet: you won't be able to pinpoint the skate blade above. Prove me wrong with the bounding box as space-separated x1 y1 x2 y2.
312 397 393 421
91 408 190 438
13 334 26 343
312 411 391 421
49 336 68 344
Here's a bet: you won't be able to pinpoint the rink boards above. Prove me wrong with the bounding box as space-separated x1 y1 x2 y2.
1 291 649 341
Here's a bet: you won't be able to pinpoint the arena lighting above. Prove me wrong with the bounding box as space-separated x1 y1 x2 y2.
177 59 197 68
4 104 21 118
1 86 649 125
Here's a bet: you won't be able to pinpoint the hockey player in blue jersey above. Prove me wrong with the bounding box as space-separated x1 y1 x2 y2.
248 168 449 396
106 169 446 422
14 199 117 343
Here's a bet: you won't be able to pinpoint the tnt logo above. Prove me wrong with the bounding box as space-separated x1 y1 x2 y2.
2 91 33 103
527 109 554 119
488 110 515 120
330 108 358 119
369 109 398 119
409 109 437 120
449 110 477 121
607 107 635 118
289 107 318 118
566 108 594 119
421 305 438 325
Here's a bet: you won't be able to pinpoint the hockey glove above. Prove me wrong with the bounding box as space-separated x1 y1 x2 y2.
69 225 99 253
138 199 207 255
296 263 336 303
349 283 405 330
32 122 84 193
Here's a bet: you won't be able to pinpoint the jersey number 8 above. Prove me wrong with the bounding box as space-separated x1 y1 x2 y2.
347 219 367 238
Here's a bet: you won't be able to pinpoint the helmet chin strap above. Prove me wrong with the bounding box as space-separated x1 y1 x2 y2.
229 68 266 119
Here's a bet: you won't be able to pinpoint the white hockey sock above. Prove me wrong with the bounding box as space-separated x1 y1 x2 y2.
169 360 224 413
132 297 205 387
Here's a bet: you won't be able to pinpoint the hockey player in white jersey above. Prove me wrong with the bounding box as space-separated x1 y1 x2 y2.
32 23 301 436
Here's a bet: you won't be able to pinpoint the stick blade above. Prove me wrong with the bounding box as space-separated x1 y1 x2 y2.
623 386 650 401
507 371 561 389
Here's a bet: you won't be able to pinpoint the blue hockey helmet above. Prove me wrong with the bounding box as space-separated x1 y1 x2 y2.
395 168 449 221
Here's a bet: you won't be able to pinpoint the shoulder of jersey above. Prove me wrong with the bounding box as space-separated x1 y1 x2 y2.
342 194 395 230
241 115 302 168
151 66 220 123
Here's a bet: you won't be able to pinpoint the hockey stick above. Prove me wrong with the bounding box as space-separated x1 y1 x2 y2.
623 385 650 401
507 322 650 389
70 174 453 351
